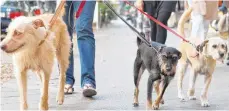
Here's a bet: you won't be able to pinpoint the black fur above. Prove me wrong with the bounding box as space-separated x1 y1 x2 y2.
133 37 181 108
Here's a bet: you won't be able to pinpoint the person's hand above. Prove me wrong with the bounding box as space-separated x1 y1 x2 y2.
135 0 143 10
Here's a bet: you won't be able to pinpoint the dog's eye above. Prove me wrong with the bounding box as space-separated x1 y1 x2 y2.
212 45 217 48
162 55 167 59
221 45 225 49
172 56 178 60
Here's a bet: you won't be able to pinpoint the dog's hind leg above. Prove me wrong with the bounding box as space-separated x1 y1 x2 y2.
147 73 160 110
200 74 212 107
39 70 51 110
55 29 70 105
15 69 28 110
187 70 198 100
177 58 188 101
153 76 172 110
133 51 145 107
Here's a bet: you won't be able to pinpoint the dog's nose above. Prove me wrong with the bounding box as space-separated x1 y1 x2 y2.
166 67 172 72
1 45 7 51
220 53 224 57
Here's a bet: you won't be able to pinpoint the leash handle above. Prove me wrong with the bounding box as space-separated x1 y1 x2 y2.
124 0 189 43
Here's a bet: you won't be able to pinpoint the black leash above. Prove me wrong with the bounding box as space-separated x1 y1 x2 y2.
103 1 152 47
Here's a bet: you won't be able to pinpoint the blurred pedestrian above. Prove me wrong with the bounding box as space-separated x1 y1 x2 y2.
218 1 228 14
135 0 177 44
119 1 126 15
186 0 219 41
62 1 97 97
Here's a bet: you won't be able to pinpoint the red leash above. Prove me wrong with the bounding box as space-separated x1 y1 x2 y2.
124 0 189 43
75 0 86 18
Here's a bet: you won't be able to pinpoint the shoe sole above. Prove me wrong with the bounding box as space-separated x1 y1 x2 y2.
83 89 97 97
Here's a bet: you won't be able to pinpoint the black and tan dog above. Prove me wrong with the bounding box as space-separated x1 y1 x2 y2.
133 37 181 110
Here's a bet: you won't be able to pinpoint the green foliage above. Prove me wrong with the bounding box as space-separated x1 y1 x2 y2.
98 1 117 20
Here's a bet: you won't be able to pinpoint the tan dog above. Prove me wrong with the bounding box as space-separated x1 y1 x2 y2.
0 13 70 110
177 37 228 107
176 7 228 107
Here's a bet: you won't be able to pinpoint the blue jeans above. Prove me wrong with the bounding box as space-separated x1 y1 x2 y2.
63 1 96 88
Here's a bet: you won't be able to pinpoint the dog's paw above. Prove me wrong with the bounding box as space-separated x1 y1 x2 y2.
153 102 159 110
39 102 49 110
56 98 64 105
200 96 210 107
133 103 139 107
201 100 210 107
188 95 196 100
56 94 64 105
178 92 185 101
20 103 28 110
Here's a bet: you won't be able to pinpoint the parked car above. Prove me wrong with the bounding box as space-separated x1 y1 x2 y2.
1 1 42 40
1 1 28 35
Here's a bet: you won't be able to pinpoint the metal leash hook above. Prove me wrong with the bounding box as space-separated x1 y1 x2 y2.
103 0 152 47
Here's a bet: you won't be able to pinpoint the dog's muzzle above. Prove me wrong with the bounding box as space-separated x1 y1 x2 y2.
1 44 7 51
219 53 225 58
166 67 172 72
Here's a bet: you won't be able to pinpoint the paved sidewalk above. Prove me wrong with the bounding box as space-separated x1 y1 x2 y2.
1 19 229 110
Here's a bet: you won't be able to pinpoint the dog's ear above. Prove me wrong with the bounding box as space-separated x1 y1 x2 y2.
178 51 182 59
158 46 165 52
32 19 45 29
196 40 209 52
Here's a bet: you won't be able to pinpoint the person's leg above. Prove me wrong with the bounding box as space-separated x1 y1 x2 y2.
63 1 75 90
190 13 205 41
150 20 157 42
155 11 172 44
75 1 96 90
143 1 157 41
203 20 210 39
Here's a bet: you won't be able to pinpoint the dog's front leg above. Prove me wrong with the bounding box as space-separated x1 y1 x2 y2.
200 74 212 107
177 62 188 100
153 76 172 110
15 69 28 110
187 70 198 100
147 74 160 110
154 80 164 104
39 70 51 110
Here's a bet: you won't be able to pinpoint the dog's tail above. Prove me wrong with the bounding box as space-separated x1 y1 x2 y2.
177 7 192 38
137 32 145 47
